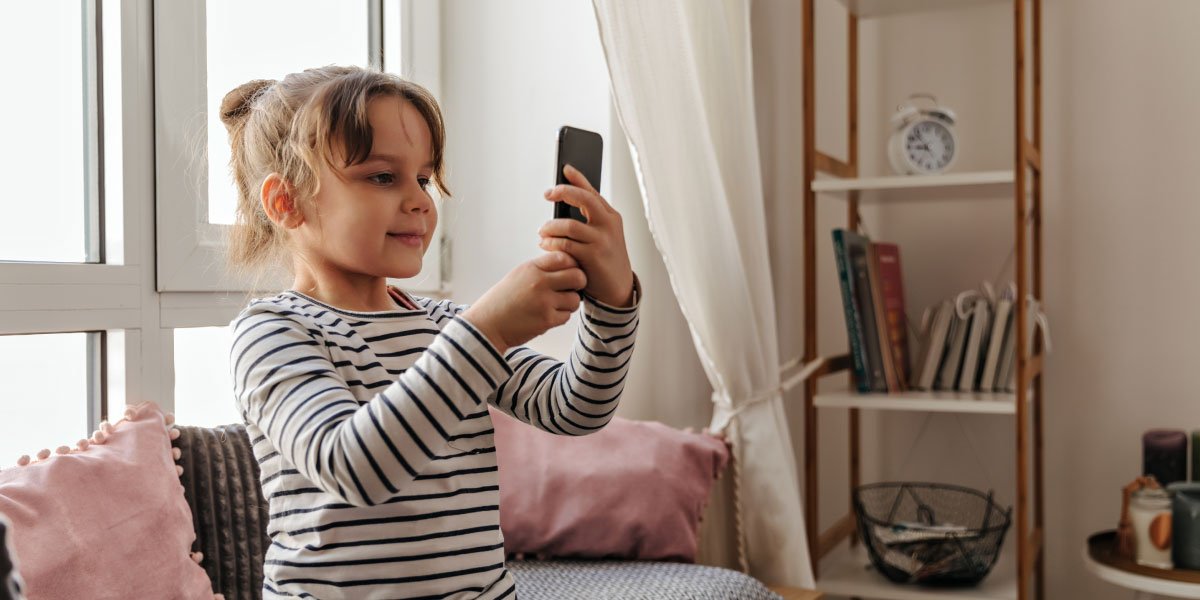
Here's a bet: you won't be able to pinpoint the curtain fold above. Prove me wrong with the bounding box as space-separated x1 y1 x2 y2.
592 0 814 588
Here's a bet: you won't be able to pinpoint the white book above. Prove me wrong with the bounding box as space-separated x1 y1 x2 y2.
916 301 955 391
980 297 1013 391
936 311 971 391
995 306 1018 391
957 298 992 392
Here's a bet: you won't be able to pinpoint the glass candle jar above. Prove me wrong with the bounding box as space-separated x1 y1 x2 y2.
1131 487 1174 569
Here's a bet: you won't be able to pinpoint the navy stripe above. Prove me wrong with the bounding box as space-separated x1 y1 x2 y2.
284 505 499 536
269 525 501 553
275 561 504 587
265 542 504 568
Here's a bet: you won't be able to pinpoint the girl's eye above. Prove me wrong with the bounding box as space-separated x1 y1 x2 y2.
367 172 395 185
418 177 431 190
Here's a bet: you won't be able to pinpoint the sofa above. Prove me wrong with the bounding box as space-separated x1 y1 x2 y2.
174 423 795 600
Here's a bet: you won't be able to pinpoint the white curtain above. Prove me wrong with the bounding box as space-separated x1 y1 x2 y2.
592 0 814 588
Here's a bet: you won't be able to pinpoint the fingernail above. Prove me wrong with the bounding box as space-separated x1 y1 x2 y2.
544 188 554 198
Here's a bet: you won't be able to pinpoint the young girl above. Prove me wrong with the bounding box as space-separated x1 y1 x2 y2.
223 65 641 599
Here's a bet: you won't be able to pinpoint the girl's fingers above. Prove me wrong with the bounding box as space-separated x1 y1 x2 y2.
545 168 616 222
533 250 578 272
538 218 599 243
562 164 598 195
554 289 584 311
538 236 592 260
545 266 587 292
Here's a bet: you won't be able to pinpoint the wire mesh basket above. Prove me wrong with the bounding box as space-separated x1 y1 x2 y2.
853 482 1012 586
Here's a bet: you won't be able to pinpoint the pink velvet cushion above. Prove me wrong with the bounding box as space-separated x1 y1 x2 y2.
492 406 729 562
0 401 218 600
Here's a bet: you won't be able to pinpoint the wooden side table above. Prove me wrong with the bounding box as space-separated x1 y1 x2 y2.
767 585 823 600
1085 530 1200 599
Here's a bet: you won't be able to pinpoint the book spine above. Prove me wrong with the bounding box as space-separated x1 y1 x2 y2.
874 243 910 390
867 244 899 392
851 246 888 392
832 230 872 393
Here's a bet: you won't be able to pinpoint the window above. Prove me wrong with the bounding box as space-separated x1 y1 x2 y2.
0 2 98 264
0 333 99 462
173 326 240 427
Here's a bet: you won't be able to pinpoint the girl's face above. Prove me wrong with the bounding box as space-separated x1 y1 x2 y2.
296 95 437 283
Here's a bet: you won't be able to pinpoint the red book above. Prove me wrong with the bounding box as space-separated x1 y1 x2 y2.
865 245 899 391
872 243 910 390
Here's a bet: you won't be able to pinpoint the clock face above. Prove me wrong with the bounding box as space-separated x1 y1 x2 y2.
904 119 955 173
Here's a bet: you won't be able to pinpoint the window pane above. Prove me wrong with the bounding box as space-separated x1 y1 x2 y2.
206 0 370 225
0 3 89 263
0 334 90 463
173 326 241 428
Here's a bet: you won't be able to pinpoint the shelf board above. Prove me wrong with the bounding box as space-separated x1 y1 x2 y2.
812 170 1014 194
833 0 1008 19
813 390 1016 415
818 539 1017 600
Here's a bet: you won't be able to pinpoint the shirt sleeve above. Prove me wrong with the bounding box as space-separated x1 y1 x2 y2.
419 273 642 436
229 302 513 507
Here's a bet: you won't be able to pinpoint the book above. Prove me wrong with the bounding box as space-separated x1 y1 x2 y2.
957 297 992 392
914 301 955 390
980 296 1013 391
936 309 971 391
850 243 888 391
995 304 1018 391
866 244 900 391
832 229 873 393
872 243 910 390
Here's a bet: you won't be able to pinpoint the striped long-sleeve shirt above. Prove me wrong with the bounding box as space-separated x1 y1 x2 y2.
229 281 640 599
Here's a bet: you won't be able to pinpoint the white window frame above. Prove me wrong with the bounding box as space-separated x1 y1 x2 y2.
1 0 444 423
152 0 446 295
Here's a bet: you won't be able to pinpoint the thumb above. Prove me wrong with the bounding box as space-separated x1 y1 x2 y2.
534 250 578 271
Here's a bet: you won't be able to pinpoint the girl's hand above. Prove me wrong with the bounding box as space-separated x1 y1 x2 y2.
462 251 587 355
539 164 635 307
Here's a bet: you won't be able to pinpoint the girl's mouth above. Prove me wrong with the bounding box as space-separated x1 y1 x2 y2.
387 233 423 247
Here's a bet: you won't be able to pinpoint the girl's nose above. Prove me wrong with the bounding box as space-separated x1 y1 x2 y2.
403 183 434 213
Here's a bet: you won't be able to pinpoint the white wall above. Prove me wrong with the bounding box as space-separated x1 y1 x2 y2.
753 0 1200 598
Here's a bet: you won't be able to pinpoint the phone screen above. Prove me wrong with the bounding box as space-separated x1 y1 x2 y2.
554 126 603 223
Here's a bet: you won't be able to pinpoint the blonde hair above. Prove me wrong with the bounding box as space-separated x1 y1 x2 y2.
219 65 450 290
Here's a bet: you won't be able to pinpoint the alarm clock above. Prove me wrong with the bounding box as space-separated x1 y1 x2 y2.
887 94 958 175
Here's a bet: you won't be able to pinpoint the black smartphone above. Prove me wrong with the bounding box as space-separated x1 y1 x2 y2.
554 125 603 223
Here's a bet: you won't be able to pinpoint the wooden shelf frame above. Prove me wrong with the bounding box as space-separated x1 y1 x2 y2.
800 1 1046 599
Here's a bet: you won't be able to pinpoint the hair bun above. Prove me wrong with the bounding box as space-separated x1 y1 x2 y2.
219 79 274 131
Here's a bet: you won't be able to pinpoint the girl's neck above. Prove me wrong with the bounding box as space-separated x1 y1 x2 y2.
291 273 399 313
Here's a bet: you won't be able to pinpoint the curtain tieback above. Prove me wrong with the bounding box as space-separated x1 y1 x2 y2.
711 356 825 433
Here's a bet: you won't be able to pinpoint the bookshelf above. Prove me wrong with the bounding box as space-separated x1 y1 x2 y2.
800 1 1045 600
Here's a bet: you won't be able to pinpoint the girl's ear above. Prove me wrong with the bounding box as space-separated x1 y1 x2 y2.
260 173 304 229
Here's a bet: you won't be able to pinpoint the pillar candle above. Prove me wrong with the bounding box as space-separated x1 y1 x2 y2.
1145 429 1188 486
1170 482 1200 570
1192 430 1200 482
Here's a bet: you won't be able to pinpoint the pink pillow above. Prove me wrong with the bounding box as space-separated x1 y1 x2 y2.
492 406 729 562
0 401 218 600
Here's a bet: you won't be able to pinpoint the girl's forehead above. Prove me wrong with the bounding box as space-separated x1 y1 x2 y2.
366 96 432 160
